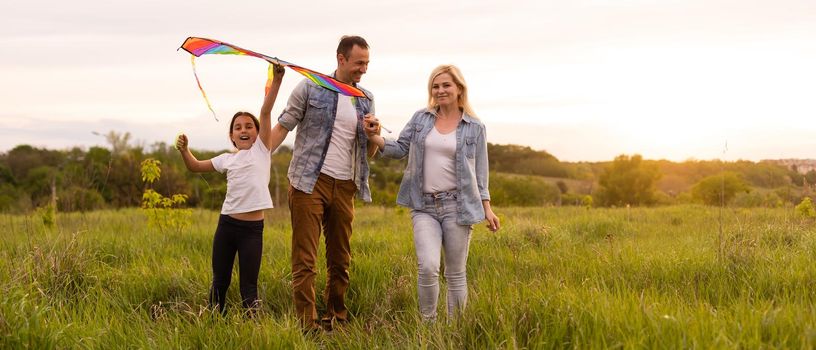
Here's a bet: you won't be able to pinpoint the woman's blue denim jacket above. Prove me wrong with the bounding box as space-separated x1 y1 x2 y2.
381 108 490 225
278 77 375 202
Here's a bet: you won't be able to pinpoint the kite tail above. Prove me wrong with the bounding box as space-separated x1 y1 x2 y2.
265 63 274 96
190 56 218 121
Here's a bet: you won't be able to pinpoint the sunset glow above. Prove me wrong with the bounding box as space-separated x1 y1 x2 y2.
1 0 814 161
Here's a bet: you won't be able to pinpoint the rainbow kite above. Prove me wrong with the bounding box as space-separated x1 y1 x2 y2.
179 37 369 120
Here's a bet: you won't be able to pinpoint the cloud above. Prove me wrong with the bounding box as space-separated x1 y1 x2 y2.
2 0 815 161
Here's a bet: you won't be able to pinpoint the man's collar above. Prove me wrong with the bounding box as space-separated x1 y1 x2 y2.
331 71 357 87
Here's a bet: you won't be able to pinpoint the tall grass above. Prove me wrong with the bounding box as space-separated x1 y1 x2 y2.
1 205 815 348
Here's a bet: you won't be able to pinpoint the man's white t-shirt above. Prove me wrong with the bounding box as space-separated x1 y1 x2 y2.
320 95 358 180
210 140 273 214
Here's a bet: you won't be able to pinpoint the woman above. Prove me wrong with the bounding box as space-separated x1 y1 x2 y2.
176 64 288 315
364 64 500 321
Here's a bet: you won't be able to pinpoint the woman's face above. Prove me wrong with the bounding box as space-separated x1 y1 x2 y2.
431 73 460 108
230 115 258 150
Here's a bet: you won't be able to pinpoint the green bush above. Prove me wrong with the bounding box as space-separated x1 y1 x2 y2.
795 197 816 218
596 154 661 206
561 193 586 206
489 172 560 206
582 195 593 209
773 185 801 206
733 190 785 208
140 158 192 234
59 186 105 212
0 183 31 213
691 172 750 206
201 184 226 210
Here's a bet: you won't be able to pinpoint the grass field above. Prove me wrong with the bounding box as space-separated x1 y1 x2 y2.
2 205 816 349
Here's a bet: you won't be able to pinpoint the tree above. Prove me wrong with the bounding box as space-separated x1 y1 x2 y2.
22 166 59 207
140 158 191 233
690 172 750 206
98 130 132 156
806 170 816 189
489 172 561 206
2 145 63 184
0 164 15 186
0 183 31 212
555 180 569 194
739 161 790 188
59 186 105 212
596 154 661 206
487 143 568 178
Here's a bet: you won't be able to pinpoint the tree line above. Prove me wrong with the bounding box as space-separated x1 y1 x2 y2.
1 131 814 213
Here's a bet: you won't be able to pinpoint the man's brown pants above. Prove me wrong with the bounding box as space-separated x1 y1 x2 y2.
289 173 356 329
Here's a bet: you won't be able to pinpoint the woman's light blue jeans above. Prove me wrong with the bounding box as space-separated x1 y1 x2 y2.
410 191 472 321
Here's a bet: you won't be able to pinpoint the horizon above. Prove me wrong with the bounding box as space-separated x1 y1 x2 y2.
4 136 814 165
2 0 815 162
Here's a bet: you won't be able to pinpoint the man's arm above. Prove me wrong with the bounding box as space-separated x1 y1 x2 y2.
268 123 290 153
277 79 309 132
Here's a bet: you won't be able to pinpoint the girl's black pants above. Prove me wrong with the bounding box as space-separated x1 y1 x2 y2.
209 214 264 314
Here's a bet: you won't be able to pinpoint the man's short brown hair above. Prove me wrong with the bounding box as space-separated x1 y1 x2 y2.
337 35 369 58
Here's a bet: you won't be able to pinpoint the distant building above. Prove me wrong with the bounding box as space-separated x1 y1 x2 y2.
763 159 816 174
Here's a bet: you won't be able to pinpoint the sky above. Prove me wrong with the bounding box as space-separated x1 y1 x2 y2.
1 0 814 162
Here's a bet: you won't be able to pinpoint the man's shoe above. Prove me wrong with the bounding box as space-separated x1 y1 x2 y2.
320 318 333 333
302 323 321 338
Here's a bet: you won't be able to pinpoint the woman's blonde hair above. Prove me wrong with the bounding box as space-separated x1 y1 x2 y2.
426 64 477 118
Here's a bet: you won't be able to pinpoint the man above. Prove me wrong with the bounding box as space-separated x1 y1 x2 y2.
274 35 378 332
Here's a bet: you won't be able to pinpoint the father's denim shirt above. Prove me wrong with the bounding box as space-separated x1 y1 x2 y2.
278 77 375 202
381 108 490 225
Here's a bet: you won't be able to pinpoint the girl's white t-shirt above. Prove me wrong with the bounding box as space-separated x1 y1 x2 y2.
210 140 273 214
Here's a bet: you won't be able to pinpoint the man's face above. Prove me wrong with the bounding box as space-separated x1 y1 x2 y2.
337 45 369 84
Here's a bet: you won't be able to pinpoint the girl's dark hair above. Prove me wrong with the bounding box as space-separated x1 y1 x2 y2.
229 111 260 147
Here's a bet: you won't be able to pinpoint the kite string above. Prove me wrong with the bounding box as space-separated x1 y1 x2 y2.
190 56 218 121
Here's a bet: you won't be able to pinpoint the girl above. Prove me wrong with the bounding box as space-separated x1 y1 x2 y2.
364 64 500 321
176 64 288 314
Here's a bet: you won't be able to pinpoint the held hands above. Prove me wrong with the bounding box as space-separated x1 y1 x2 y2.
363 114 381 138
363 114 386 154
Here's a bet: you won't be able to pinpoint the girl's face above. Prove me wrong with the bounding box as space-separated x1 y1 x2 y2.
230 115 258 150
431 73 460 108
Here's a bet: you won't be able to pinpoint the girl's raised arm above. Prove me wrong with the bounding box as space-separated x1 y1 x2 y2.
259 64 286 152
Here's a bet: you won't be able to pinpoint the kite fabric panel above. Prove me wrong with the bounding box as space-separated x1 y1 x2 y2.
179 37 369 120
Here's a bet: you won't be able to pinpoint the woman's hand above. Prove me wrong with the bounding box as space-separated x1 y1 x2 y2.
483 202 500 232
